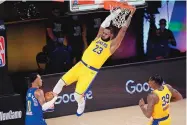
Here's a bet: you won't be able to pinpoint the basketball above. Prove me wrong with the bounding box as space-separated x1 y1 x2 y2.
45 91 54 102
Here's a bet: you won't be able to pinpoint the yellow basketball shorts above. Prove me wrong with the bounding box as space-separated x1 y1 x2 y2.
62 60 98 95
148 115 171 125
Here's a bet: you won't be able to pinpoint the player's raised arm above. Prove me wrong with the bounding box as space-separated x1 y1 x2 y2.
35 89 57 111
166 84 183 102
95 9 122 39
110 7 136 54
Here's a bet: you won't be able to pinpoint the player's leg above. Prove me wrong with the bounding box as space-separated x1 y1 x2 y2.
74 68 98 116
53 62 81 94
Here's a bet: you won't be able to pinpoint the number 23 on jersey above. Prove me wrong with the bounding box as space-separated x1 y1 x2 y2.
93 45 103 54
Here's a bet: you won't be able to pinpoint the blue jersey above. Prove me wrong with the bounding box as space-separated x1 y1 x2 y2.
25 88 47 125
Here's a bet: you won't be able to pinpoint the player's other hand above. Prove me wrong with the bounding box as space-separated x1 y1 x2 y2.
52 92 58 97
45 91 54 102
139 98 145 107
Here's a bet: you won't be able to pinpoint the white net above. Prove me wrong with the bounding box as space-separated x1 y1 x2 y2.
110 7 132 28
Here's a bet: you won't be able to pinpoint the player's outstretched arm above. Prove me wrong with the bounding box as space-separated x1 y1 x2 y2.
95 15 113 39
95 9 122 40
166 84 183 102
110 7 136 54
139 93 158 118
35 89 57 111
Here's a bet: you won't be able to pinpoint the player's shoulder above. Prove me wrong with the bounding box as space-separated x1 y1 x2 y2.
148 92 158 99
34 89 44 97
164 84 176 95
148 91 159 103
164 84 173 90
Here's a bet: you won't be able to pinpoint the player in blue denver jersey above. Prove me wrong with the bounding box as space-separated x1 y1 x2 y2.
25 73 58 125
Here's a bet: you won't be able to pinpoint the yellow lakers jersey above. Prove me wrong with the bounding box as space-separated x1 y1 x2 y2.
82 37 112 69
152 85 172 119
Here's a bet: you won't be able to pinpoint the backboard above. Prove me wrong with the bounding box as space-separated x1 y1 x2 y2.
69 0 147 13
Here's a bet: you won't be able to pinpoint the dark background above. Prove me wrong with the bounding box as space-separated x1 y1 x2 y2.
0 1 69 22
0 20 14 95
0 94 25 125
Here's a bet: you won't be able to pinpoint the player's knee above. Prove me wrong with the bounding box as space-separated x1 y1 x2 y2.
74 92 82 102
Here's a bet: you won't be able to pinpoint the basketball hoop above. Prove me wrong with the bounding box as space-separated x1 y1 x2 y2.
104 1 136 28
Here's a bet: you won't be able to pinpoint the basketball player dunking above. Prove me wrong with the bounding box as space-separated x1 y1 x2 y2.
25 73 58 125
52 4 136 116
139 74 183 125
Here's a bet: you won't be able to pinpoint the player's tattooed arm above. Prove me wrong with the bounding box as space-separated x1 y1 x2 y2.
139 93 158 118
35 89 57 111
166 84 183 102
110 7 136 54
35 89 46 106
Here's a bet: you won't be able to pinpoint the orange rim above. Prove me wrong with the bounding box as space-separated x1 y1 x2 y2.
104 1 135 11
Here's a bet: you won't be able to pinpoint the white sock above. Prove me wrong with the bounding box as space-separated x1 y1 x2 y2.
53 79 66 94
74 93 85 104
